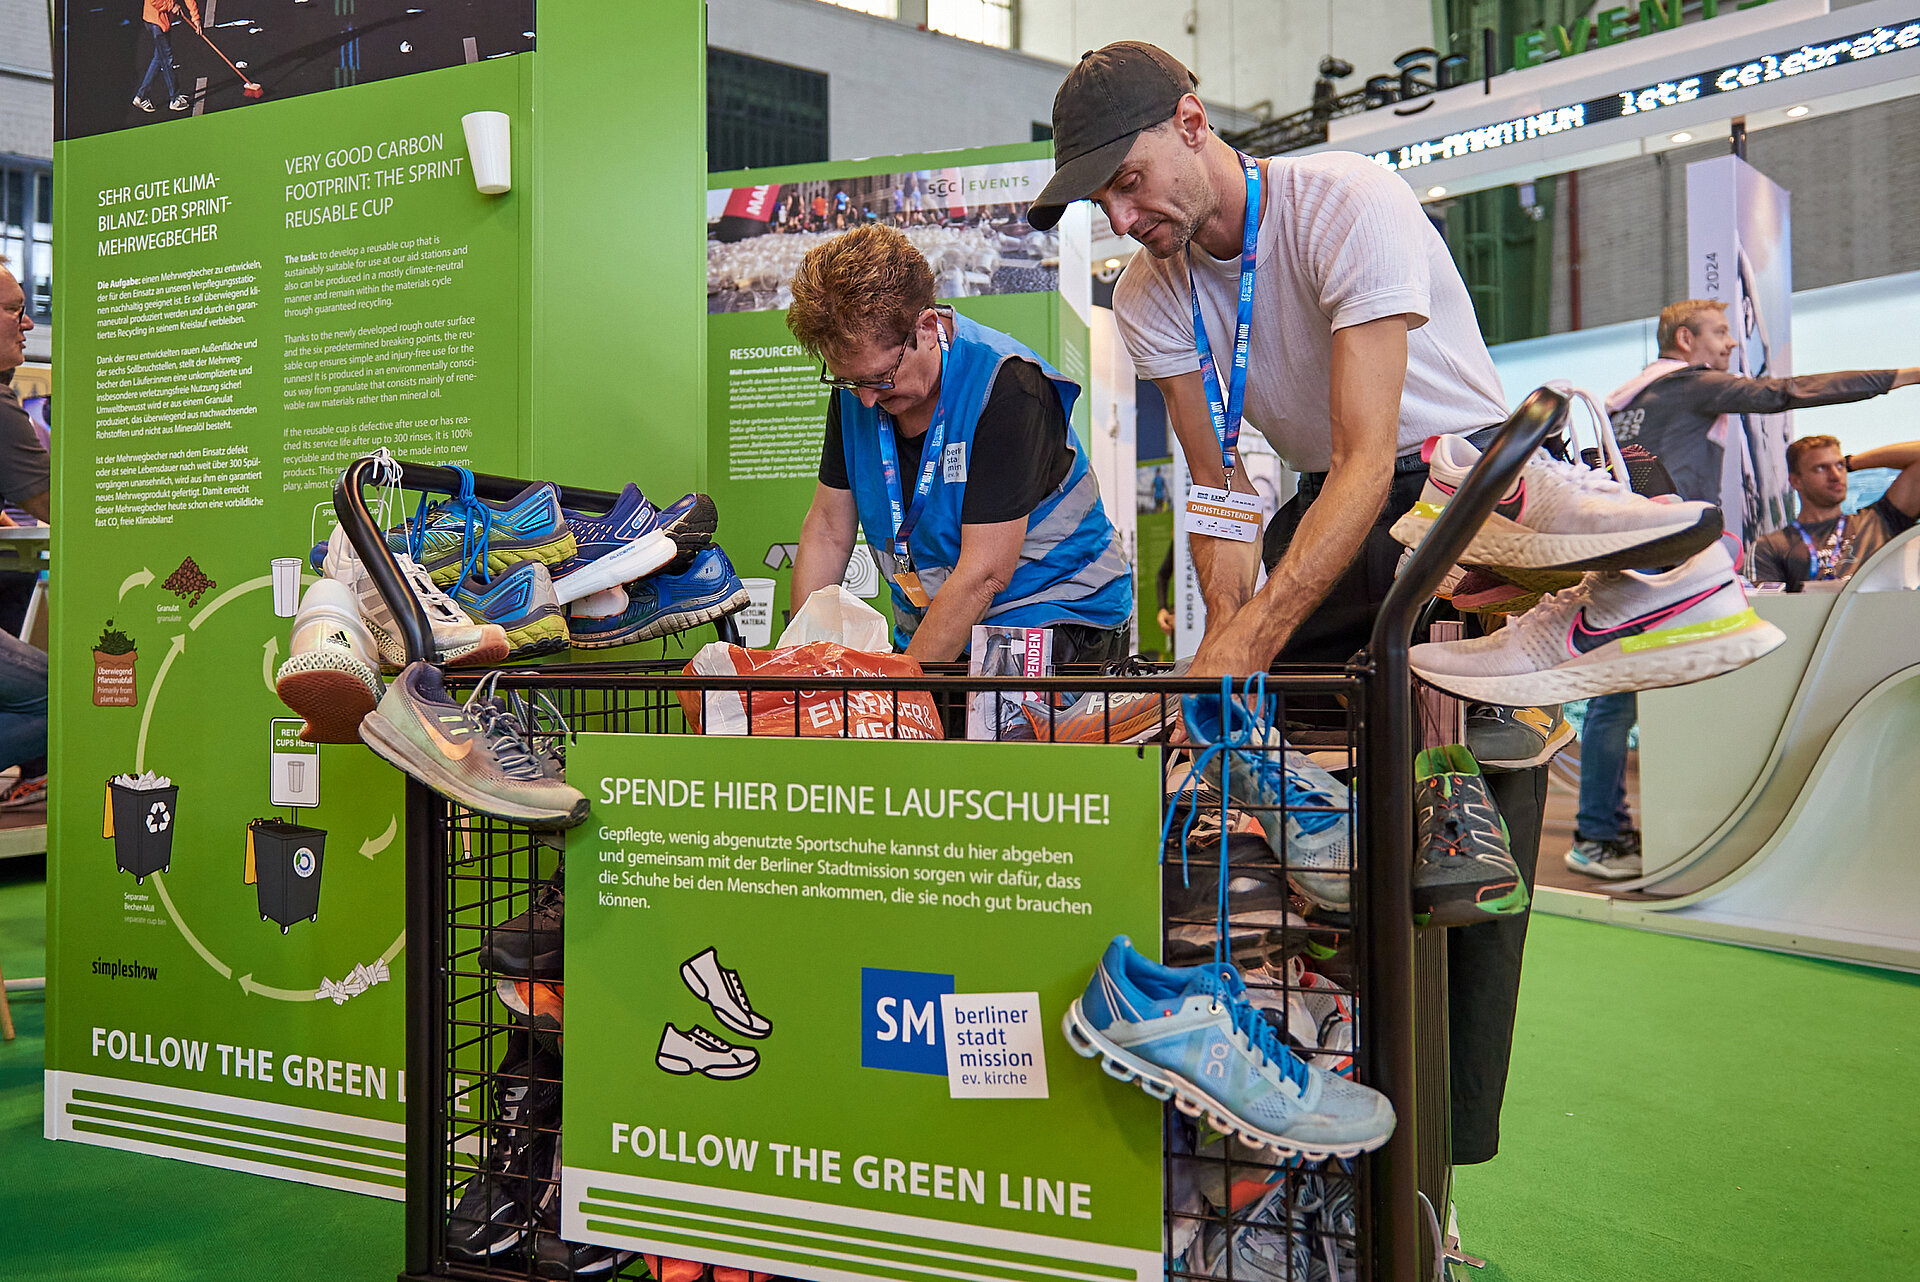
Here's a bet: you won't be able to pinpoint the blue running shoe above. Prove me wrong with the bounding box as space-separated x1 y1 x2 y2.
451 560 570 660
1181 692 1354 912
553 487 718 605
567 547 749 649
1063 937 1395 1160
386 480 578 587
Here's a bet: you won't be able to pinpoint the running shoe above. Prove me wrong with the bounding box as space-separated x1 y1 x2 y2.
1189 1170 1357 1282
681 947 772 1040
275 578 385 744
0 773 46 810
1564 835 1641 880
1182 694 1354 912
1063 937 1394 1159
481 863 564 979
358 662 590 828
1410 544 1786 705
566 546 750 649
1465 703 1575 770
388 480 578 586
657 1023 759 1080
446 1037 562 1262
1026 687 1178 743
529 1147 634 1280
452 560 570 660
1390 433 1722 571
498 978 565 1033
321 524 509 670
1245 957 1354 1077
553 487 719 605
1411 745 1527 927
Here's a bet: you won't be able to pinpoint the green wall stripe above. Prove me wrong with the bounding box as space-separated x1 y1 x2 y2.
71 1119 407 1189
67 1102 405 1172
69 1088 406 1156
585 1186 1132 1279
584 1218 1001 1282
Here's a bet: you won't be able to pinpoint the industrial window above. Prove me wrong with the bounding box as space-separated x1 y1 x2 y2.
929 0 1013 48
707 49 830 173
0 162 52 321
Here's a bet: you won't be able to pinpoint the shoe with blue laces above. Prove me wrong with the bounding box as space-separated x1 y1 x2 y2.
567 547 749 649
1063 937 1395 1160
386 477 578 586
554 486 718 606
452 560 570 660
1181 691 1354 912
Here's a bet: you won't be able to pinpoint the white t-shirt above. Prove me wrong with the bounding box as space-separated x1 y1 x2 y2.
1115 150 1507 474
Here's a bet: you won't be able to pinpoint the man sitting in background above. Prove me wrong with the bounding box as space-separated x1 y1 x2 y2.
1752 435 1920 584
0 261 47 810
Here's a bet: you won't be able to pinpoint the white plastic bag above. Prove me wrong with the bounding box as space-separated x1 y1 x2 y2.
777 585 890 651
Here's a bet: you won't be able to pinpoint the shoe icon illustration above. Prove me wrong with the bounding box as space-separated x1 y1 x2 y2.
657 1024 758 1080
680 947 771 1039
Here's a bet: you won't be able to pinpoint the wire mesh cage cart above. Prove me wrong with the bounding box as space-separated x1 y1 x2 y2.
341 389 1565 1282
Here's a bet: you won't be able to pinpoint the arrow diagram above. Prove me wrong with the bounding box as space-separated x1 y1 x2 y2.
189 574 273 632
360 814 397 859
238 973 320 1001
151 872 232 980
118 567 154 599
262 637 280 694
380 930 405 967
135 633 187 773
764 543 800 570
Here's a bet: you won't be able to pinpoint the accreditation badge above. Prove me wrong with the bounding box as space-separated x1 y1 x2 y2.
893 571 932 609
1182 485 1262 543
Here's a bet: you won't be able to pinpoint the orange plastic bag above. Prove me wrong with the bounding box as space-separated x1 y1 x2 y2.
680 641 943 740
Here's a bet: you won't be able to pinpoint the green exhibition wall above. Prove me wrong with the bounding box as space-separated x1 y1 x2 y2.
46 3 707 1195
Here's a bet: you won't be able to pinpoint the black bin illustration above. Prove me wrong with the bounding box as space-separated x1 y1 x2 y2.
106 778 178 883
250 819 327 934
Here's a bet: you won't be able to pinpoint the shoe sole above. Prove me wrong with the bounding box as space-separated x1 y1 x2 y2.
656 1052 757 1080
553 530 677 605
358 711 590 829
1028 700 1176 744
569 586 751 649
1414 619 1786 705
1061 1001 1392 1161
1475 717 1577 770
276 652 383 744
497 613 572 660
495 978 564 1031
1391 506 1721 571
1415 876 1530 928
367 619 513 671
1563 851 1641 880
421 530 580 586
479 935 563 979
661 495 720 573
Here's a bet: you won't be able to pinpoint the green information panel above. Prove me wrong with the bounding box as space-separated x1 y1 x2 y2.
561 732 1163 1281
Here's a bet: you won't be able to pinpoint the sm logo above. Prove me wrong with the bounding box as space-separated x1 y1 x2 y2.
860 968 954 1076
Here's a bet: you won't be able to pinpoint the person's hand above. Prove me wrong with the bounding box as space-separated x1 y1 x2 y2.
1156 607 1174 637
0 511 17 528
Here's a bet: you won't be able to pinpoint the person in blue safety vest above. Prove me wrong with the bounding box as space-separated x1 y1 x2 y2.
783 224 1134 664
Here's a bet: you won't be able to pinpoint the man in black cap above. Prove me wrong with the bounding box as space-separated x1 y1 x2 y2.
1034 43 1537 1177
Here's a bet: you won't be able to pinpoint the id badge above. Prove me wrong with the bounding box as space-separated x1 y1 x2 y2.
1183 485 1262 543
893 571 932 609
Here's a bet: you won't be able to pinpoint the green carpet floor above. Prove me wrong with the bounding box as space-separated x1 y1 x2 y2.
4 856 1916 1279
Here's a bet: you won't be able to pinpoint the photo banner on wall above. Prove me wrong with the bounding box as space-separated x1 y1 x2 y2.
558 733 1164 1282
705 144 1090 645
1688 154 1794 551
46 1 540 1196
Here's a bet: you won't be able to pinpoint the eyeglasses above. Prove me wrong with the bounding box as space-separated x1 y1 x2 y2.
819 334 914 393
1 303 25 324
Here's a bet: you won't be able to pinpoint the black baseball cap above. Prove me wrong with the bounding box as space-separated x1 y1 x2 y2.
1028 42 1196 232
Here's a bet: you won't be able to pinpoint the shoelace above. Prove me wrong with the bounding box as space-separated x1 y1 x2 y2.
465 672 547 781
1493 576 1596 648
1530 450 1627 498
1194 963 1312 1096
722 967 756 1013
684 1027 732 1052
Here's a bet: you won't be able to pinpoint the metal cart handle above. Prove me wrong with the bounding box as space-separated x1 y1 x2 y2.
1360 385 1567 1281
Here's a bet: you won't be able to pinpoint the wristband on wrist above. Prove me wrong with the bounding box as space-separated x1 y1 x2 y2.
1844 454 1853 472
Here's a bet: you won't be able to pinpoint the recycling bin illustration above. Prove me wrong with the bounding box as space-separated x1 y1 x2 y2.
248 819 327 934
104 776 178 883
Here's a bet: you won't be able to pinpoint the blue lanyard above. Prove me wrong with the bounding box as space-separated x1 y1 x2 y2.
1189 153 1260 480
1790 515 1847 579
874 313 952 566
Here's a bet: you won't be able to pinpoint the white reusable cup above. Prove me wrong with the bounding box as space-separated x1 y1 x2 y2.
271 558 301 617
462 111 511 195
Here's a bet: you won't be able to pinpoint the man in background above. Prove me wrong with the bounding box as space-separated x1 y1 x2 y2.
0 262 48 809
1569 300 1920 880
1752 435 1920 583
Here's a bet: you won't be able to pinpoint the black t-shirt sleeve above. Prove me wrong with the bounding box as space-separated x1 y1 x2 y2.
818 393 850 490
1873 491 1918 533
0 388 49 506
959 359 1073 526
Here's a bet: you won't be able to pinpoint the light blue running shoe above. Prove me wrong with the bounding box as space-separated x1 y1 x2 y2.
1064 937 1395 1160
567 547 749 649
1182 691 1354 912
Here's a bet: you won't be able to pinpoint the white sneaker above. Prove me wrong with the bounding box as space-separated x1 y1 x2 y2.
1391 434 1723 571
680 947 771 1039
167 95 189 111
323 524 509 669
1410 544 1785 705
656 1024 759 1080
275 579 385 744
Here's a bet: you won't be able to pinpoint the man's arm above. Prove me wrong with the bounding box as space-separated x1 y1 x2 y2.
16 491 46 524
1152 371 1262 630
902 518 1025 663
1750 533 1789 583
1187 316 1407 677
1694 368 1919 417
1850 439 1920 519
789 483 859 614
